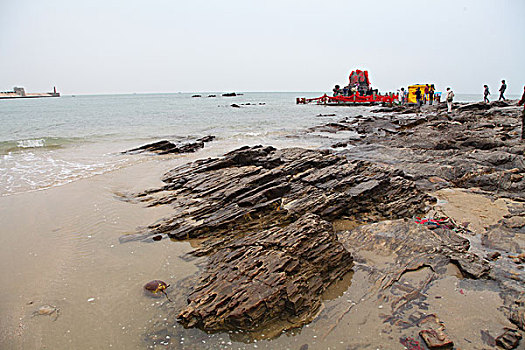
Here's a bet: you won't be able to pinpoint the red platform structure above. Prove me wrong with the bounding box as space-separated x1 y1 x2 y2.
297 69 398 105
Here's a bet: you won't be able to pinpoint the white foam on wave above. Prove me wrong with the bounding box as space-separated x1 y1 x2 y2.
17 139 46 148
0 151 131 196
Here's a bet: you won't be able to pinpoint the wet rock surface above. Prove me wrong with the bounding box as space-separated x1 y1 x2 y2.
327 101 525 200
178 214 353 332
123 136 215 155
126 146 430 243
127 100 524 348
124 146 431 336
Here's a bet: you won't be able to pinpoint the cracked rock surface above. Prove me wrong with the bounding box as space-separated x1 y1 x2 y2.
124 146 430 334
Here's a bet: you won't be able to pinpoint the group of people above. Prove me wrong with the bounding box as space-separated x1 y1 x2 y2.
483 80 507 103
397 80 511 115
332 83 377 97
416 84 436 106
398 85 440 107
398 85 454 113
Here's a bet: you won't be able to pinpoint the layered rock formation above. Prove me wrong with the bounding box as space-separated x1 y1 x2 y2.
327 101 525 200
127 146 430 242
178 214 352 332
130 100 524 348
123 136 215 155
125 146 431 335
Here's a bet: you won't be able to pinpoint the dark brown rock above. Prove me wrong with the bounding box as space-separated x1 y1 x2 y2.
178 214 353 332
337 220 490 283
509 300 525 331
338 102 525 200
130 146 431 242
495 328 522 349
126 146 432 334
419 329 454 349
122 136 215 155
486 251 501 260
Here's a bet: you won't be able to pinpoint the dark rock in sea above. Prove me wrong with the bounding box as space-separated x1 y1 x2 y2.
222 92 237 97
317 113 336 117
122 136 215 155
331 141 348 148
178 213 353 332
231 104 241 108
196 135 215 143
207 95 216 97
191 95 201 98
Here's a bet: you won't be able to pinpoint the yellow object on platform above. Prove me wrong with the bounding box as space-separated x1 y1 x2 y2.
408 84 433 104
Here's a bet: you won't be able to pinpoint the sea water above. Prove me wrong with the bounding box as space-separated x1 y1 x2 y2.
0 92 325 196
0 92 508 196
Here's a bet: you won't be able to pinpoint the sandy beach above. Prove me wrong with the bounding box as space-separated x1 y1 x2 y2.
0 154 195 349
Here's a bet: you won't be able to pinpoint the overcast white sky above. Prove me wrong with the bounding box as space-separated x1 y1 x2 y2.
1 0 524 95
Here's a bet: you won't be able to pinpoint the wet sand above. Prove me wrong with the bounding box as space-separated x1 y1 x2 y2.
1 139 340 349
0 154 197 349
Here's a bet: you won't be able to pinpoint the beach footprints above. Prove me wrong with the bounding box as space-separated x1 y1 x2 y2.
143 280 172 302
32 304 60 321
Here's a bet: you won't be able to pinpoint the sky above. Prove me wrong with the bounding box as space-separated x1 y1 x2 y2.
1 0 524 95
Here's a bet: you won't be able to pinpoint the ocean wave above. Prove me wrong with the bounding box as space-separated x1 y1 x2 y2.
17 139 46 148
0 151 131 196
0 137 84 154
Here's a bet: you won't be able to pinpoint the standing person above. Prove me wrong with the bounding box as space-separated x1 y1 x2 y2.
400 87 406 104
424 84 429 104
428 85 435 105
518 85 525 140
484 85 490 103
333 85 340 97
446 87 454 113
499 80 507 100
415 87 422 107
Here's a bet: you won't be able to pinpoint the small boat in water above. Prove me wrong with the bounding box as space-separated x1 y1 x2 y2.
297 69 397 106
